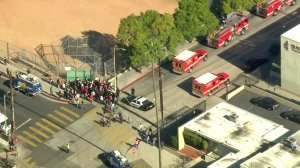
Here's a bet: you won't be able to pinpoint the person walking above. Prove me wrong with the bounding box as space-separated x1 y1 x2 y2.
135 138 140 149
127 116 131 124
66 143 70 153
139 123 143 132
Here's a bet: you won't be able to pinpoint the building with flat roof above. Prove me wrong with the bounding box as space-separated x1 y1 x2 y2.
240 130 300 168
281 24 300 93
177 102 289 168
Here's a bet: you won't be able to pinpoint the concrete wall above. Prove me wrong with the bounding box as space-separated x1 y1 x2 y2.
281 36 300 93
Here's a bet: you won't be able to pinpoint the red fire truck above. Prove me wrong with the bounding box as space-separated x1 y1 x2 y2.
207 13 249 48
256 0 296 17
172 49 207 74
192 72 230 97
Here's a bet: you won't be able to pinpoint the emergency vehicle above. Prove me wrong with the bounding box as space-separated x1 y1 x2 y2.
256 0 296 17
13 73 42 96
0 113 11 135
192 72 230 97
207 13 249 48
172 49 207 74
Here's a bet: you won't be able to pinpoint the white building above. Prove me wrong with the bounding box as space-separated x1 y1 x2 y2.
280 24 300 93
177 102 289 168
240 130 300 168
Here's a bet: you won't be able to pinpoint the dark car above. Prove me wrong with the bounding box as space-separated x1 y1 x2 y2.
250 97 280 111
242 56 268 72
103 150 131 168
280 110 300 124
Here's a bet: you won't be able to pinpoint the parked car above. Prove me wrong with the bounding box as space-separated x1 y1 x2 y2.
103 150 131 168
280 109 300 124
242 56 268 72
125 95 155 111
250 97 280 111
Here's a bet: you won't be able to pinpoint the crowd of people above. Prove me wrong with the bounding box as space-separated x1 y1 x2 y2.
50 77 120 113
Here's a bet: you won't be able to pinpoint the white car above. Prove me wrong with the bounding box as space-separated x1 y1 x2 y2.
126 96 155 111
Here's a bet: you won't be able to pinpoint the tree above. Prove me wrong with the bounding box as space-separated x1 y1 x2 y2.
221 0 260 14
117 10 184 68
174 0 219 42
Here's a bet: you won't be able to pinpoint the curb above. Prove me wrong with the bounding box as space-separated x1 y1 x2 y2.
121 67 157 91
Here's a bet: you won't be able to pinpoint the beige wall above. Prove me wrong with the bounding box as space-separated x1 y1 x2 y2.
280 36 300 93
178 125 185 150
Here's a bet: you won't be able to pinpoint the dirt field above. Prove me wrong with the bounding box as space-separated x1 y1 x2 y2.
0 0 178 52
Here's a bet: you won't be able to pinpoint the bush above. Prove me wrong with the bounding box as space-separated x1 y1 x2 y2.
171 135 178 149
202 140 208 150
183 129 203 149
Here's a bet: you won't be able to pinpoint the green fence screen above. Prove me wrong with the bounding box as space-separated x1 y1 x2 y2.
67 69 94 81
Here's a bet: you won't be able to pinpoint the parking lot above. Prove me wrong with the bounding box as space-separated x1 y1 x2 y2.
228 88 300 132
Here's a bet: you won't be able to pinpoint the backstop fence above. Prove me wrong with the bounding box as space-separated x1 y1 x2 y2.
0 36 127 80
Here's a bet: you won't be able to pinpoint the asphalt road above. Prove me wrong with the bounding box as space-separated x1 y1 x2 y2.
119 7 300 127
228 90 300 132
0 77 97 167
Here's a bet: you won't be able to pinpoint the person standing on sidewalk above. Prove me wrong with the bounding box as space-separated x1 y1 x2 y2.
27 68 31 74
131 87 135 96
50 86 54 96
3 57 7 65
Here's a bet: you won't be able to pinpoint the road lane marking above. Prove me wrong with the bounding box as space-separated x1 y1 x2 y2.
54 110 74 122
18 135 37 147
16 118 32 130
41 118 61 130
22 131 43 143
48 114 68 126
29 127 49 139
23 156 37 168
35 122 56 134
60 107 80 118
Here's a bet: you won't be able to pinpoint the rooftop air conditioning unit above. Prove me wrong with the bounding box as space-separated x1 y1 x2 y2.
282 137 298 150
229 113 238 123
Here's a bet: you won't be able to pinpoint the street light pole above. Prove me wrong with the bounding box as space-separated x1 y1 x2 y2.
152 62 162 168
113 46 126 93
158 59 164 129
113 46 117 93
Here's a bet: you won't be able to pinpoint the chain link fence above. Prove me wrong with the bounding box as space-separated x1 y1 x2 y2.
0 33 129 80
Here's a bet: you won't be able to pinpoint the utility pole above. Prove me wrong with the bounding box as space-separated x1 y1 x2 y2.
113 46 126 93
158 59 164 129
151 63 162 168
9 71 15 134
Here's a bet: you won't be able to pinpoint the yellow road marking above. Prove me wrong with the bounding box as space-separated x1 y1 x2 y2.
23 156 37 168
18 135 37 147
29 127 49 139
24 156 32 162
60 107 80 118
54 110 74 122
23 131 43 143
41 118 62 130
48 114 68 125
105 125 131 141
35 122 56 134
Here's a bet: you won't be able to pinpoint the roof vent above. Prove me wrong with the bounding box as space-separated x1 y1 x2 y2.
229 113 238 123
282 137 298 150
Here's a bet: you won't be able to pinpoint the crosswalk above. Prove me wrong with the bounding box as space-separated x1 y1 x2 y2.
17 106 81 148
90 117 136 150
